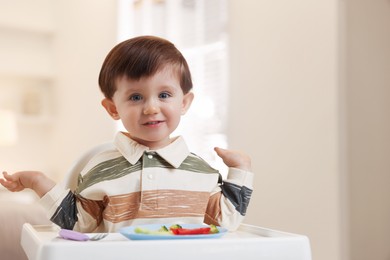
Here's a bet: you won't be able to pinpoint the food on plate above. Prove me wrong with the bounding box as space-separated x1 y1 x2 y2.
168 224 182 230
133 226 171 235
134 224 220 236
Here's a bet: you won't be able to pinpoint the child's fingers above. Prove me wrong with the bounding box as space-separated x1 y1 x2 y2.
2 171 9 178
215 147 235 159
2 171 14 181
0 171 23 192
214 147 228 157
214 147 252 171
0 172 9 185
0 179 23 192
214 147 235 165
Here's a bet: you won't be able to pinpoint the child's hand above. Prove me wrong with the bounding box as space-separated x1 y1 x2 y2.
0 171 55 197
214 147 252 172
0 171 27 192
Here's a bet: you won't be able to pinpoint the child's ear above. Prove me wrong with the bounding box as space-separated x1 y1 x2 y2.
101 98 120 120
181 92 194 115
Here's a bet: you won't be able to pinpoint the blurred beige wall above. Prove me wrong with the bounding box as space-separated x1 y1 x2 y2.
228 0 390 260
48 0 118 179
0 0 118 179
0 0 57 174
228 1 342 260
345 0 390 259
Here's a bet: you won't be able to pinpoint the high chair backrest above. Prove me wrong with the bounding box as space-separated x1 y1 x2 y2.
63 142 115 191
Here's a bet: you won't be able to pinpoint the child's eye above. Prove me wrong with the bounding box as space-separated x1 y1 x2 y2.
129 94 142 101
159 92 171 99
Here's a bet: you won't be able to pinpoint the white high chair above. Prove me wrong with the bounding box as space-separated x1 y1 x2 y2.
63 142 115 191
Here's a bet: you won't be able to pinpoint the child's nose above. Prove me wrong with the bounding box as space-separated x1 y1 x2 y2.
143 100 160 114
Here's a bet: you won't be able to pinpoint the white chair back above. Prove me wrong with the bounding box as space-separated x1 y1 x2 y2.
63 142 115 191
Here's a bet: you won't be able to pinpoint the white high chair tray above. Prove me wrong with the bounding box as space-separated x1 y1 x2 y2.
21 223 312 260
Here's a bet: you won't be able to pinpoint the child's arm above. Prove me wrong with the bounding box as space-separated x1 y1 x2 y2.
214 147 251 171
0 171 56 198
203 147 253 231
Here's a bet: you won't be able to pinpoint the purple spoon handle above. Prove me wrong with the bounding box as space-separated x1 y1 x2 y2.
59 229 89 241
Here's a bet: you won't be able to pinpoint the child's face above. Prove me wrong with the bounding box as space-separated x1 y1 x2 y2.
102 66 194 150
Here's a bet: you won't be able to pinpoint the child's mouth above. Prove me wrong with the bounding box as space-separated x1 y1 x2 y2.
144 121 163 126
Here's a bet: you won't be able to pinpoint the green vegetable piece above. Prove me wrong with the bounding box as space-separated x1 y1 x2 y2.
159 225 169 232
134 227 151 234
209 224 219 234
134 226 171 235
169 224 183 230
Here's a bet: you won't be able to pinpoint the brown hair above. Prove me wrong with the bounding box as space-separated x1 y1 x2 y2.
98 35 193 99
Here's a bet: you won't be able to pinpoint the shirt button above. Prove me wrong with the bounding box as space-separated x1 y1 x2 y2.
147 174 154 180
147 154 153 159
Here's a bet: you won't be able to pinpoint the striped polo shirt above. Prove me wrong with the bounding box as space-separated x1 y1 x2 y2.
40 132 253 232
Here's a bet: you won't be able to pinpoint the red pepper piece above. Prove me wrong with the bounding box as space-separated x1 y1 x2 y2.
171 227 211 235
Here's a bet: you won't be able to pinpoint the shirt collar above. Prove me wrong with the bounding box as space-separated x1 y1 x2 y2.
114 132 190 168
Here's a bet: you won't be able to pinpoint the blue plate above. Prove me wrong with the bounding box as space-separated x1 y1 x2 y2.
119 224 227 240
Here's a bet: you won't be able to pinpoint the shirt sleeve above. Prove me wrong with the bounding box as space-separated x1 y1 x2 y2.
204 167 254 231
39 183 104 232
39 184 72 228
